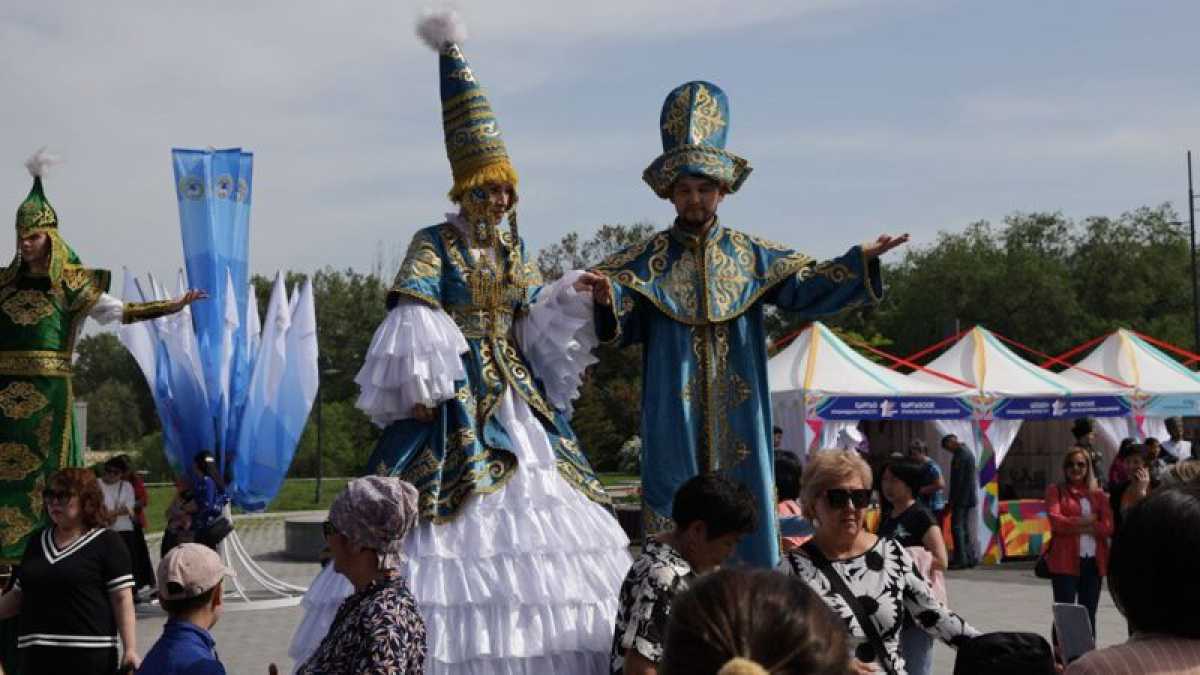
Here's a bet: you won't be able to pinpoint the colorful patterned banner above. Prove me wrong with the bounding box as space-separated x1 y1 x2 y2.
944 499 1053 561
997 499 1052 559
975 419 1003 564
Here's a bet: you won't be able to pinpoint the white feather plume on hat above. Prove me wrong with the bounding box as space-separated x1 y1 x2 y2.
416 9 467 51
24 147 61 179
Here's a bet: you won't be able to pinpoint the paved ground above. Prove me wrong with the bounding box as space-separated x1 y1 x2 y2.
135 515 323 674
136 520 1125 674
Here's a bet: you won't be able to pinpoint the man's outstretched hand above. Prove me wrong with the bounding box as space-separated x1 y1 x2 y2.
172 289 209 312
573 271 612 307
863 233 910 259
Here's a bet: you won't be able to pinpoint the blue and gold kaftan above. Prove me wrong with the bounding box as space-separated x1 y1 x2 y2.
366 221 610 521
595 220 881 568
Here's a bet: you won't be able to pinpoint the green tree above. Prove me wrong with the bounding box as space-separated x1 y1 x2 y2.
74 333 158 432
537 223 656 281
1068 205 1192 348
130 431 173 482
289 399 378 478
871 215 1083 357
861 205 1189 360
81 380 145 449
252 267 389 406
536 223 658 469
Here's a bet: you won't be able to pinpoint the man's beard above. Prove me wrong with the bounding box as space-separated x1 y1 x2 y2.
677 208 715 230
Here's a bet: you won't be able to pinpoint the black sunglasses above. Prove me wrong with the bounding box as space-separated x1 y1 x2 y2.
321 520 338 538
825 488 872 509
1066 461 1088 470
42 489 72 503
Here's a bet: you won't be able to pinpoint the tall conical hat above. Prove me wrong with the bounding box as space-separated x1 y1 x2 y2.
2 149 82 288
16 148 60 236
643 81 751 199
417 11 518 202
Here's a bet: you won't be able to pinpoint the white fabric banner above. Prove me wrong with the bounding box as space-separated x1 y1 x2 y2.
1094 416 1135 449
821 420 863 451
770 391 807 458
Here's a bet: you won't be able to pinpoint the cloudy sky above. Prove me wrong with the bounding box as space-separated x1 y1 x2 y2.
3 1 1199 283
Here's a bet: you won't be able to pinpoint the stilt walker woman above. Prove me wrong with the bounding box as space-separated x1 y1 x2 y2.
289 12 631 674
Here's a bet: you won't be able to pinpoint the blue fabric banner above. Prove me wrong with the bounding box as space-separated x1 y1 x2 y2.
1140 394 1200 417
125 148 318 511
992 396 1130 420
172 148 252 464
813 396 973 420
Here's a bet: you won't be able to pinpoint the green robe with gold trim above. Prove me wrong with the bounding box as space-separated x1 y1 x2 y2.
0 258 176 564
0 264 110 562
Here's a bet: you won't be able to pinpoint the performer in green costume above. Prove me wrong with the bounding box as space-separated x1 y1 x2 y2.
0 150 205 564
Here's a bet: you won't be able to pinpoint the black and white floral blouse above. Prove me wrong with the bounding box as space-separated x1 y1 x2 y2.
779 536 977 672
297 573 426 675
609 538 694 674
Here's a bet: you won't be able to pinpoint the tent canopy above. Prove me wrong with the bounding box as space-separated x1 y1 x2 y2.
1060 328 1200 395
768 322 965 396
909 326 1116 397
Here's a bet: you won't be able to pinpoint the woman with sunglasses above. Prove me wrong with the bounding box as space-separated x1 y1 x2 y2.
779 451 977 675
1045 447 1114 642
0 468 139 673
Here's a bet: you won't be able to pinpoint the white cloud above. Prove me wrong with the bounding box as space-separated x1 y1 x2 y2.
2 0 1196 290
3 1 874 277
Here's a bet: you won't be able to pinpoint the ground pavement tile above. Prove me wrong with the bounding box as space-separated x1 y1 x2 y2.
137 520 1127 674
136 515 321 674
931 564 1124 673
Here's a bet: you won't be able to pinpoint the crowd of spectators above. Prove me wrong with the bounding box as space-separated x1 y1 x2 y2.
3 425 1200 674
609 421 1200 674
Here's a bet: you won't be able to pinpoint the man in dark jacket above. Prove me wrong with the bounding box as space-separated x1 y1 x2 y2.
943 434 979 569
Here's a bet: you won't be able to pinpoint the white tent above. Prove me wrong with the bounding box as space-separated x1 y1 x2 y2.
907 326 1131 562
1060 329 1200 452
768 322 967 454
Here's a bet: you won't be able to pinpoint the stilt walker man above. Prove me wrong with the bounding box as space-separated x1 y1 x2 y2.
591 81 909 568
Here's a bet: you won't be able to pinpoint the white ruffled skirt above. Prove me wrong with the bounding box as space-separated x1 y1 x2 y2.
289 388 632 674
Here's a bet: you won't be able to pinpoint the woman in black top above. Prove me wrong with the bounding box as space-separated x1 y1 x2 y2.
0 468 139 673
879 459 948 567
877 458 949 675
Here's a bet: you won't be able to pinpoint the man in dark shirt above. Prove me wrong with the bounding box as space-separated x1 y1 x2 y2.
140 544 230 674
943 434 979 569
773 425 802 463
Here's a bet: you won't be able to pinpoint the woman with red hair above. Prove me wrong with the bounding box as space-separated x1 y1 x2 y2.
0 468 139 673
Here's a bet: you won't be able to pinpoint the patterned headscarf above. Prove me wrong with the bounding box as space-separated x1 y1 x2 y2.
328 476 420 570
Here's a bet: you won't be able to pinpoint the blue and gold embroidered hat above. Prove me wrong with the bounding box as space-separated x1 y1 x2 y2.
643 81 751 199
417 11 518 202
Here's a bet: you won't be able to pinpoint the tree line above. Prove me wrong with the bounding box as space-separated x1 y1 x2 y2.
75 203 1193 481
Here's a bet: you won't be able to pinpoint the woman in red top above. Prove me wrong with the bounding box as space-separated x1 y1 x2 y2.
1045 447 1114 640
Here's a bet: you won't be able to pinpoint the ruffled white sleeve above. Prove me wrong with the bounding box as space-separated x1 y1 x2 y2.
353 301 469 428
515 270 599 414
87 292 125 325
